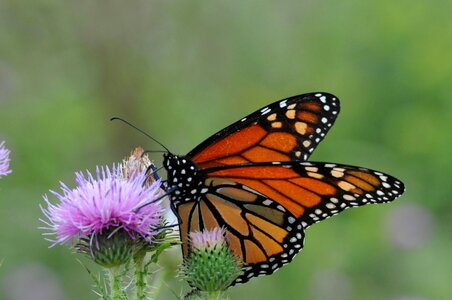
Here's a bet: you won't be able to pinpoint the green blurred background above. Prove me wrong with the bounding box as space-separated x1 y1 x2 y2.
0 1 451 299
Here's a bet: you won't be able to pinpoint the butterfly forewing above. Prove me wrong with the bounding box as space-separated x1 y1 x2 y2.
187 93 340 169
203 162 405 229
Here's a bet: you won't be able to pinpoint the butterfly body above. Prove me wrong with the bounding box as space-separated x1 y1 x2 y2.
162 92 405 285
163 153 206 206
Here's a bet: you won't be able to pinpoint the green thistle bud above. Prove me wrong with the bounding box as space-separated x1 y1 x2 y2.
78 228 136 268
181 227 242 295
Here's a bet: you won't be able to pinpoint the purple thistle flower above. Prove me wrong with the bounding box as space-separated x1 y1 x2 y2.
189 227 227 251
0 141 12 178
40 165 164 247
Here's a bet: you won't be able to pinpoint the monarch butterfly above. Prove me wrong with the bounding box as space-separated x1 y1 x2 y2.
161 92 404 285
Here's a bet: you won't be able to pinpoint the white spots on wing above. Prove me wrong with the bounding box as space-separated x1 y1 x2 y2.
263 199 273 206
382 182 391 189
279 100 288 108
277 205 286 212
287 103 296 110
321 117 328 124
261 107 271 115
326 203 336 209
288 216 295 224
343 194 356 201
324 105 330 111
303 140 311 148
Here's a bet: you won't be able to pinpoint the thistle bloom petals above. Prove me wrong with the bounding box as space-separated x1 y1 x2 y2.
0 141 12 178
40 165 164 246
189 227 226 251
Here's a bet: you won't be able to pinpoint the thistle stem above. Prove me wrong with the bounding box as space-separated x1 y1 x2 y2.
207 291 222 300
134 252 147 300
109 267 122 300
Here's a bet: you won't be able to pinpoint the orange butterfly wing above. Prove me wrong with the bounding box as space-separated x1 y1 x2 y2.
178 162 404 285
187 92 339 169
168 92 405 286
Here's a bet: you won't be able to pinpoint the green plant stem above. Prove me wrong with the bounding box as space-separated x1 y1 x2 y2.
207 291 222 300
109 267 122 300
134 253 147 300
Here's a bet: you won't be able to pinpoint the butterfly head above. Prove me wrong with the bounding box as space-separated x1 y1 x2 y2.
163 153 205 205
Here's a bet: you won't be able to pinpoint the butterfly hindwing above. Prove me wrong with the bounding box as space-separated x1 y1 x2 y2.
187 92 340 169
176 178 305 285
175 162 404 285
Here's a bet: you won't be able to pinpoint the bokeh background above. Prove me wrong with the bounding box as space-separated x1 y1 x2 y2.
0 1 451 299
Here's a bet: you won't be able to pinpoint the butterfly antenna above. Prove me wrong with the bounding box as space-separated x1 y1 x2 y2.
110 116 171 153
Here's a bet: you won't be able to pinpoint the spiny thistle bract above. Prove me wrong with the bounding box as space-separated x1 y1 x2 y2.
181 227 242 295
